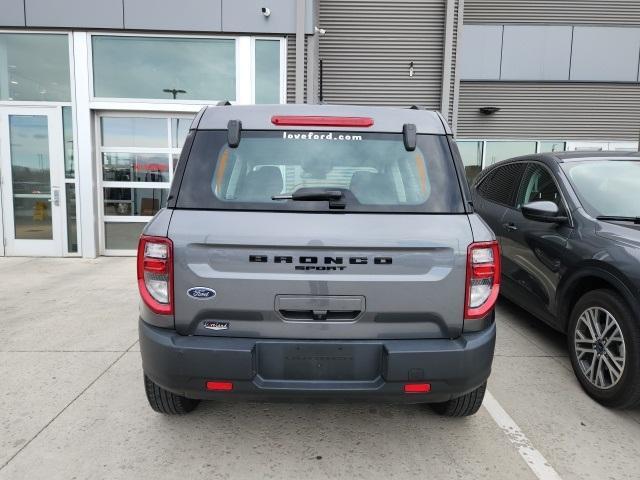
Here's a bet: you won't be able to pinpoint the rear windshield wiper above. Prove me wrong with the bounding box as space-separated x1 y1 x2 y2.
596 215 640 224
272 188 346 209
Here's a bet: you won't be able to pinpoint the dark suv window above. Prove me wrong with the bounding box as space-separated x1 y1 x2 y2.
175 130 465 213
516 164 564 210
476 163 526 207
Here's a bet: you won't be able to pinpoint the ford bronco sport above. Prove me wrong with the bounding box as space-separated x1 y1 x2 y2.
138 104 499 417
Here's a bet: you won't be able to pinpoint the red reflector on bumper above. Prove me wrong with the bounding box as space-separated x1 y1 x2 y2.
206 381 233 391
404 383 431 393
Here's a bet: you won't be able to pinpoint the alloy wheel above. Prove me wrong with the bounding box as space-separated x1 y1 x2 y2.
574 307 626 390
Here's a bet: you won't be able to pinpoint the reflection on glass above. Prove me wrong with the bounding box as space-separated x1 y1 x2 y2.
172 153 180 172
66 183 78 253
103 188 168 216
540 141 566 153
0 34 71 101
484 141 537 166
171 117 193 148
9 115 53 239
104 222 146 250
457 141 483 184
92 36 236 101
101 117 167 148
63 106 74 178
102 153 170 182
255 40 281 104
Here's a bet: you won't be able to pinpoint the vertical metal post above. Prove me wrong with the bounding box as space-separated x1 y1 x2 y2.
319 59 324 102
451 0 465 135
440 0 456 119
72 32 99 258
295 0 306 104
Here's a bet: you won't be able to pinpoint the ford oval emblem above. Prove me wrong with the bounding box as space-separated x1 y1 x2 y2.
187 287 216 299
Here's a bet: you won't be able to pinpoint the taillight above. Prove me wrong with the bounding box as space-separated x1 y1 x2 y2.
137 235 173 315
464 241 500 320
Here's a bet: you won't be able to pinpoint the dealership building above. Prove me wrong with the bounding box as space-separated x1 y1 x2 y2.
1 0 639 257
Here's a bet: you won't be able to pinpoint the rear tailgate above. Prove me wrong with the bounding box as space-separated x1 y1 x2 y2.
170 210 471 339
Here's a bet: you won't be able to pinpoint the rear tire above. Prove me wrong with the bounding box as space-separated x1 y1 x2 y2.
430 382 486 417
144 374 200 414
567 289 640 409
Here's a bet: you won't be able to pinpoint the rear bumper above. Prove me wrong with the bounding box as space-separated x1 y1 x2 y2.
139 318 496 403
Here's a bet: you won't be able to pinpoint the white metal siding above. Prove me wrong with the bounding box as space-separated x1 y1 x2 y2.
457 82 640 140
464 0 640 25
318 0 446 107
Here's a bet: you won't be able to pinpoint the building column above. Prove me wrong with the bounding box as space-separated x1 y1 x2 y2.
295 0 306 103
451 0 465 135
72 32 99 258
440 0 457 120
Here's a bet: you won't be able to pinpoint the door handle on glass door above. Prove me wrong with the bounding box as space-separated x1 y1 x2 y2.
503 222 518 232
52 188 60 207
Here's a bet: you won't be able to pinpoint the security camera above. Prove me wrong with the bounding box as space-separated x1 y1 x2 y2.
262 7 271 17
314 26 326 35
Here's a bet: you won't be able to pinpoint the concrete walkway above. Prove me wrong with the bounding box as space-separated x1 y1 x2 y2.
0 257 639 479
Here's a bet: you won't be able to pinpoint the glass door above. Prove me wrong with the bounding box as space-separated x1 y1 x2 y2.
0 107 64 256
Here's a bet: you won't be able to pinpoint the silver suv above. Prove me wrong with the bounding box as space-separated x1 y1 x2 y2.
138 104 499 417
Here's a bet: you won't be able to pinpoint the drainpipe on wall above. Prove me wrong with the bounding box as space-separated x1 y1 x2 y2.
440 0 456 121
295 0 306 104
451 0 465 136
306 0 320 104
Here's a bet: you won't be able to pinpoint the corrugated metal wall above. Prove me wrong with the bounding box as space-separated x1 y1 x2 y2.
457 82 640 140
286 35 307 104
464 0 640 24
317 0 445 107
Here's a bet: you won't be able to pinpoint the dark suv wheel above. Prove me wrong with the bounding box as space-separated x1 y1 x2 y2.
430 381 486 417
144 375 200 414
568 289 640 409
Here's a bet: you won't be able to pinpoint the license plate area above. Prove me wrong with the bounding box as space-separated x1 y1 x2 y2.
257 342 382 381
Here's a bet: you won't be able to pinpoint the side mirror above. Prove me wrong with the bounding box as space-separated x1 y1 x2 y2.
522 200 567 223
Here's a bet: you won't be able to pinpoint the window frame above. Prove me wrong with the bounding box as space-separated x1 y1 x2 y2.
475 162 527 208
95 111 195 255
508 160 574 226
87 32 287 107
0 30 82 257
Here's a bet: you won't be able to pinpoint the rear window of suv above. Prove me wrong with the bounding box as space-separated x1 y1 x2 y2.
176 130 464 213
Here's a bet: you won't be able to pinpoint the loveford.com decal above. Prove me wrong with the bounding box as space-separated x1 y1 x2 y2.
282 131 363 141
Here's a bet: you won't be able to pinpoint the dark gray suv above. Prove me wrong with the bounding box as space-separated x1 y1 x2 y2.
137 104 499 416
471 152 640 408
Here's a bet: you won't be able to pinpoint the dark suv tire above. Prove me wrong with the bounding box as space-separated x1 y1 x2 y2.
568 289 640 409
144 375 200 414
430 381 486 417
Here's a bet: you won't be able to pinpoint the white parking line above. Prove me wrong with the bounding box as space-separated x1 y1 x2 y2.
484 390 563 480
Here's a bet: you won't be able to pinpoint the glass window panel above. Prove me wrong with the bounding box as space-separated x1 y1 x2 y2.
102 153 170 183
101 117 167 148
539 141 566 153
104 222 146 250
171 117 193 148
103 188 168 216
92 36 236 101
63 106 74 178
0 33 71 101
484 141 536 167
255 39 281 104
65 183 78 253
457 141 484 185
9 115 53 240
